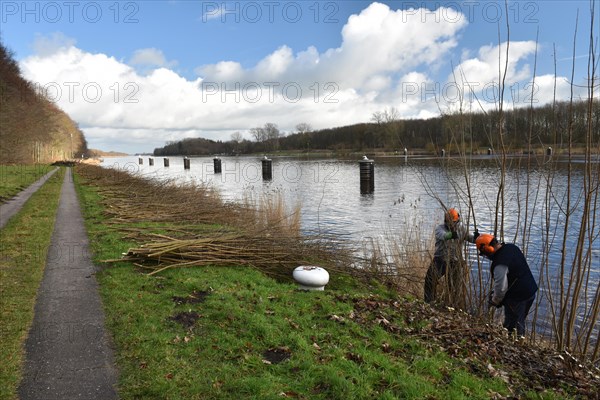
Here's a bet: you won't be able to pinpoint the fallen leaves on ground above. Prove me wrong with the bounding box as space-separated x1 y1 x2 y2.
335 294 600 398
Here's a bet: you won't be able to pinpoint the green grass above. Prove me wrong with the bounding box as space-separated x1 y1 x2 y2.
75 171 519 400
0 167 64 400
0 164 53 201
95 265 511 399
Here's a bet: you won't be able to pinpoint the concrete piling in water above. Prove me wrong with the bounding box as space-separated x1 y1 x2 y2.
164 158 170 167
359 156 374 194
183 157 190 170
262 156 272 180
213 157 222 174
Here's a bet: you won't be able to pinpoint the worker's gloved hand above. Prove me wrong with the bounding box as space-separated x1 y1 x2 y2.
451 231 458 239
488 293 502 308
473 229 479 240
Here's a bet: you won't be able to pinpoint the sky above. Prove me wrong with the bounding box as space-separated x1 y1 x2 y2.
1 0 598 154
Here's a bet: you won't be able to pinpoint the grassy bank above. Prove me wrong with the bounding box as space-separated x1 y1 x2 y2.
75 174 516 399
74 164 600 399
0 164 53 202
0 167 64 399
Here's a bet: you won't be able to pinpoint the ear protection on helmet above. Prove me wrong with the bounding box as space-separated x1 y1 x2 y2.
476 234 497 256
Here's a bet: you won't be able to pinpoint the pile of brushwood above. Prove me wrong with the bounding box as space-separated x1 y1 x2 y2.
76 164 600 397
76 164 361 281
119 233 334 276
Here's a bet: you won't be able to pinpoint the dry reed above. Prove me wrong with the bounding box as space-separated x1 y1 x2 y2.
77 164 364 281
355 215 437 298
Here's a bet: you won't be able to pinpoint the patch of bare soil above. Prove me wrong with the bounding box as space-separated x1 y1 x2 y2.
335 294 600 398
262 347 291 364
172 290 210 305
168 311 201 329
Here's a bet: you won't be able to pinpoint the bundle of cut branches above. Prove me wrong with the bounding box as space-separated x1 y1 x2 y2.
118 233 358 279
79 164 373 281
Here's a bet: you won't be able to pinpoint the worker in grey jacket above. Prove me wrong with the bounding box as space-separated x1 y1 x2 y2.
424 208 477 303
476 234 538 336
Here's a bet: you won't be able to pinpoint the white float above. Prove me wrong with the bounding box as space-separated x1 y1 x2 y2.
293 266 330 291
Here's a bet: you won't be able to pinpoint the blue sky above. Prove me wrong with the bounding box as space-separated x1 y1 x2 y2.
1 1 598 153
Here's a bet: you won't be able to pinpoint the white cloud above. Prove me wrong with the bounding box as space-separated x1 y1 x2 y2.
129 48 177 68
439 41 592 113
32 32 76 56
196 61 244 81
452 41 537 87
255 46 294 78
19 3 592 154
197 2 467 91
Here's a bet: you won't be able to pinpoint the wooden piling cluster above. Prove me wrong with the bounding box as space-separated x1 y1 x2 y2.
138 156 382 194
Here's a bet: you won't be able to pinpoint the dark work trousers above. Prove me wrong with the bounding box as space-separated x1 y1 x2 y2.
424 257 455 303
502 295 535 336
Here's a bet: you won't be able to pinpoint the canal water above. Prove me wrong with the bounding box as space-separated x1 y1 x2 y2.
101 155 599 337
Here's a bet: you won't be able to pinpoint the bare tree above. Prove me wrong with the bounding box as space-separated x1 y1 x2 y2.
264 123 280 140
296 122 312 134
249 126 266 142
370 111 385 125
230 131 243 143
371 107 402 149
371 107 399 125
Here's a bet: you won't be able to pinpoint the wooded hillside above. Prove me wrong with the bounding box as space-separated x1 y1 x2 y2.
0 41 88 164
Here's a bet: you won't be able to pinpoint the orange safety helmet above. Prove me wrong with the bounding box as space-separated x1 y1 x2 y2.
446 208 460 223
476 234 497 256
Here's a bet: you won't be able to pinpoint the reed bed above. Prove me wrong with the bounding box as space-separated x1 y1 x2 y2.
78 165 251 226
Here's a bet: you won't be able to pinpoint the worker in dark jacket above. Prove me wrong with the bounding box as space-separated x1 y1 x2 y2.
424 208 477 303
476 234 538 336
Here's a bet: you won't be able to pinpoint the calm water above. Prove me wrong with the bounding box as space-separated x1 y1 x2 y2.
101 155 599 334
101 155 598 249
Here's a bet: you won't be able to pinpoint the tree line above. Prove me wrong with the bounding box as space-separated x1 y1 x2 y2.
154 101 599 157
0 41 88 164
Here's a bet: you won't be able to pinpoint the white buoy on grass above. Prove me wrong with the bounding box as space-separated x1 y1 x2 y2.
293 266 330 291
